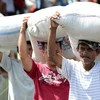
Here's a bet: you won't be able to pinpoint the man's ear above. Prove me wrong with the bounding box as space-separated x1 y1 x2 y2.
96 49 100 56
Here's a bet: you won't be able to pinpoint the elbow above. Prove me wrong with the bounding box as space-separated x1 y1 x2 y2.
18 52 26 60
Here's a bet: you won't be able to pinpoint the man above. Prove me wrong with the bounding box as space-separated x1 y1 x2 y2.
18 17 69 100
14 0 26 14
2 0 15 16
47 12 100 100
0 42 34 100
0 0 7 16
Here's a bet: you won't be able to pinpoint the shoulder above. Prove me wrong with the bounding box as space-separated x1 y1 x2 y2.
62 57 80 65
95 61 100 68
62 57 82 70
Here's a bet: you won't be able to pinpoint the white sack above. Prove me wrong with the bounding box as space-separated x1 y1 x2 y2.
53 2 100 59
0 13 4 17
0 13 33 50
0 12 47 62
29 35 46 63
28 6 67 42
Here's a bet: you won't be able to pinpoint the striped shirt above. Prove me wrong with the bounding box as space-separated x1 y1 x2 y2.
57 57 100 100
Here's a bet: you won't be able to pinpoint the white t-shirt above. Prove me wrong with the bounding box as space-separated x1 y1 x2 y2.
0 53 34 100
57 57 100 100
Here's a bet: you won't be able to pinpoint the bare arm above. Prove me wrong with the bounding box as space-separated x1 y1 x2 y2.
47 12 62 68
0 52 3 62
18 17 32 72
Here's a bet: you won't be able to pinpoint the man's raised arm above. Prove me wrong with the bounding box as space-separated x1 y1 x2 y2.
47 12 62 68
18 17 32 72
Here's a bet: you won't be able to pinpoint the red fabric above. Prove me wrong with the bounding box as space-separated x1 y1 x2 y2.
25 60 69 100
14 0 25 8
29 6 36 12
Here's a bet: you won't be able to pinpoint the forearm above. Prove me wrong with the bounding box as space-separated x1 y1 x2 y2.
18 32 28 59
48 27 58 65
48 27 62 67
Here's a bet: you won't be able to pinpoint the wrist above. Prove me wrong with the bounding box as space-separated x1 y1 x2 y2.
20 28 26 33
49 26 57 30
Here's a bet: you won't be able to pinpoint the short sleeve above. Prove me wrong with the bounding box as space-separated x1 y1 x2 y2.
57 57 75 81
25 60 38 79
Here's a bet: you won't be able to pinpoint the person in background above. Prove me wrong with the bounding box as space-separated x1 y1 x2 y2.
0 0 7 16
43 0 58 7
0 42 34 100
14 0 26 14
18 16 69 100
57 0 69 6
30 0 58 12
47 11 100 100
2 0 15 16
0 67 8 100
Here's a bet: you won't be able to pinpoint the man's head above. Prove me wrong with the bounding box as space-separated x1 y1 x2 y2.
37 40 62 66
77 39 100 65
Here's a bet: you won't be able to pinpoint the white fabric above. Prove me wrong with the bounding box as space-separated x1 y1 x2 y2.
62 36 75 59
0 53 34 100
53 2 100 59
0 13 4 17
0 76 8 100
28 2 100 61
27 6 69 62
0 11 46 62
28 6 67 42
29 35 46 63
0 13 32 49
57 57 100 100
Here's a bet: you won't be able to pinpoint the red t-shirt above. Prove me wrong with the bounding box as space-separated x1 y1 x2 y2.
26 60 69 100
14 0 25 8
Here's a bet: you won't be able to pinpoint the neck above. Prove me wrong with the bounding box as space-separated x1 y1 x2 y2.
83 62 95 71
45 63 57 70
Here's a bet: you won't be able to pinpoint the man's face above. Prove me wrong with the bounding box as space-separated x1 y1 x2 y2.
27 44 33 57
77 43 99 65
43 42 62 66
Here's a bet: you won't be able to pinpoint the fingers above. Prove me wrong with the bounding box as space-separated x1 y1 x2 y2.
49 11 60 28
51 11 60 20
20 16 30 33
23 16 30 22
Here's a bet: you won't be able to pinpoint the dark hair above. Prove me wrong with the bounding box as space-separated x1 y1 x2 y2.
37 41 62 50
26 41 31 45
